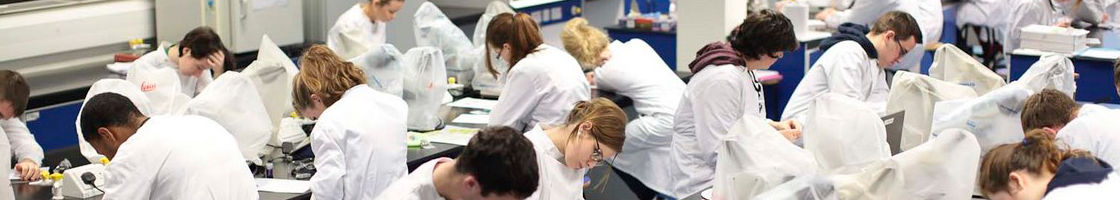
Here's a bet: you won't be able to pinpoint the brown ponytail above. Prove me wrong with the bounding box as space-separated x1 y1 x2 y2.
563 98 627 152
292 45 368 111
977 129 1097 196
484 13 544 78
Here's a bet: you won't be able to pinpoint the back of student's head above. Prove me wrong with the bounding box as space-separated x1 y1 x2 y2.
561 17 610 70
455 126 539 198
869 11 923 42
564 98 627 152
292 45 368 110
0 70 29 118
978 129 1096 196
1021 88 1078 132
80 93 144 142
180 26 237 72
727 9 798 60
484 12 544 78
361 0 404 6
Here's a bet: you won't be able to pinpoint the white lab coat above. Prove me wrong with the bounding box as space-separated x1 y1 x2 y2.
373 158 452 200
1056 110 1120 167
1006 0 1064 53
668 64 765 198
1043 173 1120 199
597 39 685 196
823 0 941 72
0 122 13 199
524 125 587 200
310 85 408 200
129 42 213 98
488 44 590 132
328 4 387 60
783 41 889 123
75 79 154 163
1 118 43 165
957 0 1014 29
102 115 257 200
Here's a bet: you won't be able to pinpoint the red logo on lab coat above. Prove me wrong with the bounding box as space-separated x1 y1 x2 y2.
140 82 157 92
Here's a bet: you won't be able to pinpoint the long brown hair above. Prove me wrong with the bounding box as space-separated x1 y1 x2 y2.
563 98 626 152
484 13 544 78
292 45 368 111
977 129 1097 196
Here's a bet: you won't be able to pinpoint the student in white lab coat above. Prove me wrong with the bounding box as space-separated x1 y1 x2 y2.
327 0 406 59
484 13 591 133
524 98 626 200
978 130 1120 199
293 45 408 199
668 9 802 198
1005 0 1076 53
559 17 685 199
375 126 540 200
815 0 941 72
782 11 922 122
0 70 44 181
130 26 234 97
79 93 257 199
1020 89 1120 166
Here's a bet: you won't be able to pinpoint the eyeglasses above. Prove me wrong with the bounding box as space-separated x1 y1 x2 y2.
494 47 505 60
895 39 909 57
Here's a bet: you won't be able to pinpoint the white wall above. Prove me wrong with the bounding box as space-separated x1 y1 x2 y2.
675 0 747 72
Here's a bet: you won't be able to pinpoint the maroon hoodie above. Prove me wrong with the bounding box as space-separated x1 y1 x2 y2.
688 42 745 74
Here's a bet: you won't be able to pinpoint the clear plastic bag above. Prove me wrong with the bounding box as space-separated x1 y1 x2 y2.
1015 54 1076 96
348 43 405 97
713 115 818 200
413 2 476 84
470 1 515 95
241 35 299 135
804 93 892 170
75 79 154 163
126 66 191 115
402 47 449 131
892 128 982 199
928 44 1005 95
930 84 1033 155
886 71 977 151
183 72 272 165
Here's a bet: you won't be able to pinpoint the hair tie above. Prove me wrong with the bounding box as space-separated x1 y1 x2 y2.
1022 138 1029 146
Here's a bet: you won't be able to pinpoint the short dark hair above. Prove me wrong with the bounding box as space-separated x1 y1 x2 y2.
179 26 238 72
1021 89 1078 132
455 126 539 198
869 11 923 43
727 9 799 60
80 93 144 142
0 70 29 117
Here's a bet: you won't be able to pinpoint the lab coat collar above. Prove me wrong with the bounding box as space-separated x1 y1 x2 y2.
821 23 878 59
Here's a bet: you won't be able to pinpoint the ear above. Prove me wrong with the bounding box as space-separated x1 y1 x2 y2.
181 47 192 56
309 94 322 103
1008 172 1025 194
579 121 594 133
1043 127 1059 136
502 43 512 50
96 127 116 143
463 175 481 194
883 31 897 41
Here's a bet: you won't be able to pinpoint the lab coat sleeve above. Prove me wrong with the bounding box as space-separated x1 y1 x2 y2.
1006 2 1044 52
825 0 898 28
691 76 745 161
824 48 876 102
488 68 542 132
309 122 347 200
1 119 43 165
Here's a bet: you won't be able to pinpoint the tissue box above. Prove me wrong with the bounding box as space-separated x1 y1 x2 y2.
1019 25 1089 53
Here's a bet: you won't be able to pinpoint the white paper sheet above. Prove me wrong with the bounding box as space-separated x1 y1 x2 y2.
252 0 289 11
1078 48 1120 60
426 125 480 145
451 114 490 124
255 178 310 193
447 98 498 110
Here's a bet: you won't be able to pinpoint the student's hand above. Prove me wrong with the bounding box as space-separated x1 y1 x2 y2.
815 8 836 21
205 51 226 76
1103 14 1110 23
779 129 802 142
1055 21 1072 28
14 160 40 181
585 72 596 86
770 119 801 131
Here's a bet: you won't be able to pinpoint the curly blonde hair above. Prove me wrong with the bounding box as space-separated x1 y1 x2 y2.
561 18 610 70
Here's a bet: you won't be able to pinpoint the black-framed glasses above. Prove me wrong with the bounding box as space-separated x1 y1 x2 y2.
895 39 909 57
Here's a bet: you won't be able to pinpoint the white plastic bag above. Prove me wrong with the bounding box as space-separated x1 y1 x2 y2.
183 72 272 164
126 66 191 115
349 43 405 97
274 117 311 149
754 161 905 200
804 93 892 170
892 128 982 199
930 84 1033 155
470 1 515 95
886 71 977 151
75 79 154 163
1015 54 1076 96
713 115 818 200
414 2 476 84
401 47 449 131
241 35 299 135
928 44 1006 95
